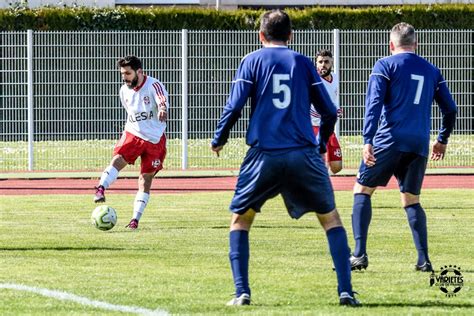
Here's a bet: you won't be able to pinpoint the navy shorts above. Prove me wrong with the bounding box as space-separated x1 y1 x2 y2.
356 146 427 195
230 147 336 219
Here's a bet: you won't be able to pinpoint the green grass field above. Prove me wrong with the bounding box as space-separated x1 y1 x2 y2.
1 134 473 172
0 189 473 315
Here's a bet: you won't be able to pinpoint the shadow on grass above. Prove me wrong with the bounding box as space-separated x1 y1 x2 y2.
360 301 474 308
0 247 126 251
210 225 317 229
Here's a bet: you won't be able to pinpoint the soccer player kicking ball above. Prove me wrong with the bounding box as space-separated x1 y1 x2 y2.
94 55 169 230
211 10 360 307
350 23 457 272
311 49 343 174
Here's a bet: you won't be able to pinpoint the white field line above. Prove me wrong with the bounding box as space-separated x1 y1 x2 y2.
0 283 169 316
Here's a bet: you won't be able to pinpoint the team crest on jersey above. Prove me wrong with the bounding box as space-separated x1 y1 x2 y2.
143 96 151 105
151 159 161 168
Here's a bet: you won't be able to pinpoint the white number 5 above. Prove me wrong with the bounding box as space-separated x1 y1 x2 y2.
272 74 291 109
411 74 424 105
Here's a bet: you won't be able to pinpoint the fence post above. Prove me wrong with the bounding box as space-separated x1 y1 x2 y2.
27 29 34 171
333 29 341 139
181 29 189 170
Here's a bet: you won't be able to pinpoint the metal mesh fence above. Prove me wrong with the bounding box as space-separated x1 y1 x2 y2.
0 29 472 172
0 32 28 170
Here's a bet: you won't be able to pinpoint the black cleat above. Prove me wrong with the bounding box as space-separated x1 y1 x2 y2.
226 293 251 306
350 254 369 271
415 261 433 272
339 292 362 307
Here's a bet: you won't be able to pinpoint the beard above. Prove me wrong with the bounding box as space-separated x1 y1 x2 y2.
319 68 332 78
124 75 139 89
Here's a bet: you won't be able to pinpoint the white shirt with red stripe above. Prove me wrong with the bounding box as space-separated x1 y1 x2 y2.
119 75 168 144
310 72 339 127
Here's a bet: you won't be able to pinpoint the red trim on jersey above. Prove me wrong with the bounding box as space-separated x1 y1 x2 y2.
321 74 333 84
310 108 321 118
152 82 167 106
133 75 147 91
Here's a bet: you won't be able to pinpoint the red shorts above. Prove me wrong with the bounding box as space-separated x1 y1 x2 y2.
312 126 342 162
114 131 167 174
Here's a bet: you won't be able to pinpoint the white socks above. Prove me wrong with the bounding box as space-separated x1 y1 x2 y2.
99 167 150 222
133 191 150 221
99 166 119 189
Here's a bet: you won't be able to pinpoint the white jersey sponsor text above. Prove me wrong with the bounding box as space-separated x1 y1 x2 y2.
120 76 168 144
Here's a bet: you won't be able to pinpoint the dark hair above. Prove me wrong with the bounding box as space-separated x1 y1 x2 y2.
317 49 333 59
390 22 416 47
117 55 142 71
259 9 292 42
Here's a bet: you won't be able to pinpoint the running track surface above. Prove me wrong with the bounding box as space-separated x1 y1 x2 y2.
0 175 473 195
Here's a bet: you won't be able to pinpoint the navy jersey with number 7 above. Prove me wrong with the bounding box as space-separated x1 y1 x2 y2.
212 45 337 152
364 52 457 157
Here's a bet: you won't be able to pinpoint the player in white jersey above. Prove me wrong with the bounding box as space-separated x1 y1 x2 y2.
94 55 169 230
310 49 343 174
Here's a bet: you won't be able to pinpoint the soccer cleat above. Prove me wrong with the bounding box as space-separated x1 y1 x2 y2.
415 261 434 272
226 293 251 306
125 218 139 230
94 185 106 203
350 254 369 271
339 292 362 307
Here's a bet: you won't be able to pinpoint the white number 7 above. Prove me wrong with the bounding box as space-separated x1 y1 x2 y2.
411 74 424 105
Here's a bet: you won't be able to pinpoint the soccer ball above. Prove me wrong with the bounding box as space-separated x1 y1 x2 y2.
91 205 117 231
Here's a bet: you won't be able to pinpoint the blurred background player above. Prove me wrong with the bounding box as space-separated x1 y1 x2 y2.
350 23 457 272
94 55 169 230
311 49 343 174
211 9 360 307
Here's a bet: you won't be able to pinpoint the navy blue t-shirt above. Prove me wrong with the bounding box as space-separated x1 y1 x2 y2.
212 46 337 152
364 52 457 157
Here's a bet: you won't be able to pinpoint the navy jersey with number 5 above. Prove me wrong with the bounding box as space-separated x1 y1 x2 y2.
364 52 457 157
212 46 337 152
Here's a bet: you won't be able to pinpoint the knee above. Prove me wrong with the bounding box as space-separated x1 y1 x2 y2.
317 209 343 231
139 173 154 190
111 155 127 170
401 193 420 208
353 182 375 196
329 162 342 175
230 209 256 231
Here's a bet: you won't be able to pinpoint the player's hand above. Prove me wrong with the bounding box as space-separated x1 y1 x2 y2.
336 108 343 118
363 144 376 167
431 141 447 161
320 153 327 162
211 144 224 157
158 106 167 122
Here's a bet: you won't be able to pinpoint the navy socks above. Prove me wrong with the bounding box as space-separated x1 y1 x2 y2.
405 203 429 265
352 193 372 257
230 227 354 296
326 226 352 295
229 230 250 296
